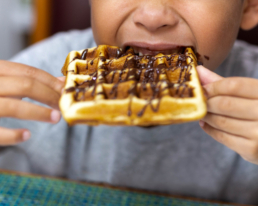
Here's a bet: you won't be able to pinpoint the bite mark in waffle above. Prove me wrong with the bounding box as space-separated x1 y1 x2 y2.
60 45 207 126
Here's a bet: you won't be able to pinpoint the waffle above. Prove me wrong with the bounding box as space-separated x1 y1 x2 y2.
60 45 207 126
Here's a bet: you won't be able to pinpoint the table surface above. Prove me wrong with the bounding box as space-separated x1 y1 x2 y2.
0 170 250 206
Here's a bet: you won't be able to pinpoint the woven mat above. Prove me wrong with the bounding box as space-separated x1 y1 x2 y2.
0 173 233 206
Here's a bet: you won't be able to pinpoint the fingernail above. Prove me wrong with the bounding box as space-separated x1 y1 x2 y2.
51 110 61 123
22 131 31 141
199 120 205 127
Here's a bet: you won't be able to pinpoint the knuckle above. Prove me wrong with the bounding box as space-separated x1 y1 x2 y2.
21 78 34 93
217 97 232 113
5 101 23 119
213 115 228 129
227 79 240 94
25 67 37 78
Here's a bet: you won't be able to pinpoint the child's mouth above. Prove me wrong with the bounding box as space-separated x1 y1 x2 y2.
132 46 183 56
123 42 188 56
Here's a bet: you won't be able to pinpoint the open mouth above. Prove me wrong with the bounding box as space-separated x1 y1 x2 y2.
131 46 184 56
123 43 191 56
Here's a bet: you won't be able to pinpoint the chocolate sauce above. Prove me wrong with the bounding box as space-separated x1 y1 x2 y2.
65 87 76 93
178 67 184 84
81 49 88 60
117 49 122 58
110 83 119 98
137 104 148 117
128 97 133 116
196 53 203 65
195 53 210 65
66 46 195 117
127 83 137 116
111 71 116 83
137 83 162 117
74 88 86 101
204 55 210 60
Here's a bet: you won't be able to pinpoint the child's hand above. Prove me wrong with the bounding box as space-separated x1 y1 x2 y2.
197 65 258 165
0 60 65 145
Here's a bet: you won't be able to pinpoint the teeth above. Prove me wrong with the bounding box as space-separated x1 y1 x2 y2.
133 48 139 55
139 52 143 56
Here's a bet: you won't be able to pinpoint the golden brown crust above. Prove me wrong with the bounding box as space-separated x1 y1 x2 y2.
59 45 207 126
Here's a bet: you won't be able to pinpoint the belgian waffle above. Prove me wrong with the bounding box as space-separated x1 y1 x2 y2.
60 45 207 126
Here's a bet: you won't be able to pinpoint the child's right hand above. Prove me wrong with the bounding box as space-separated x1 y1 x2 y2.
0 60 65 145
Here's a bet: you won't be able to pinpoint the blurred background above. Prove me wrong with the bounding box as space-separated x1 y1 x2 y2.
0 0 257 60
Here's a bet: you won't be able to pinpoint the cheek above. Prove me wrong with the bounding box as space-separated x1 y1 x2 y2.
91 1 133 46
91 0 243 71
91 2 114 45
183 2 242 70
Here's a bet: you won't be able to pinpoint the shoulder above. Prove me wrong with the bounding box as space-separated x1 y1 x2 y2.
217 40 258 78
10 28 96 76
232 40 258 67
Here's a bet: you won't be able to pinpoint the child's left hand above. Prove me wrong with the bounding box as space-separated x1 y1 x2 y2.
197 66 258 165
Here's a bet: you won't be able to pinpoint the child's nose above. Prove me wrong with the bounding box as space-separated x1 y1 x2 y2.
133 2 179 33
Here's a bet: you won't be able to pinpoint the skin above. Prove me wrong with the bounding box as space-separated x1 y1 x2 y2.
90 0 258 165
91 0 245 70
0 61 64 145
1 0 258 166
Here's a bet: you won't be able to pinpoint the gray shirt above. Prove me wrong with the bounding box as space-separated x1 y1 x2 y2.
1 28 258 205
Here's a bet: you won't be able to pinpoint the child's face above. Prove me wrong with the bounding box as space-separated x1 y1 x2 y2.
90 0 245 70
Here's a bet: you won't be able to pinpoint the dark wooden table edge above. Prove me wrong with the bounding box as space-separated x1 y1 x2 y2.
0 169 253 206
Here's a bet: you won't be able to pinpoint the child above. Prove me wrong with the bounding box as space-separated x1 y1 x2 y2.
0 0 258 204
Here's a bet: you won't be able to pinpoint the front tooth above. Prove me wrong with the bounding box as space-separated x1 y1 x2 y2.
139 52 143 56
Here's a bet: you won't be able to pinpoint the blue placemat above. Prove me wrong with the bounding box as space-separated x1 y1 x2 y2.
0 173 233 206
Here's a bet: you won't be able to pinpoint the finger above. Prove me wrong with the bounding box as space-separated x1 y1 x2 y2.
196 65 223 86
0 97 61 123
57 76 66 82
0 97 22 100
200 121 252 157
0 76 60 110
202 113 258 139
0 128 31 146
203 77 258 99
207 96 258 120
0 60 65 94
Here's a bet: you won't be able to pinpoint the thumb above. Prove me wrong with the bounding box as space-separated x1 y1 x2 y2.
197 65 223 86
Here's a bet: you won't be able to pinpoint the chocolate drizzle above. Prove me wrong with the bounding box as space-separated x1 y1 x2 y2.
81 49 88 60
204 55 210 60
66 46 195 117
